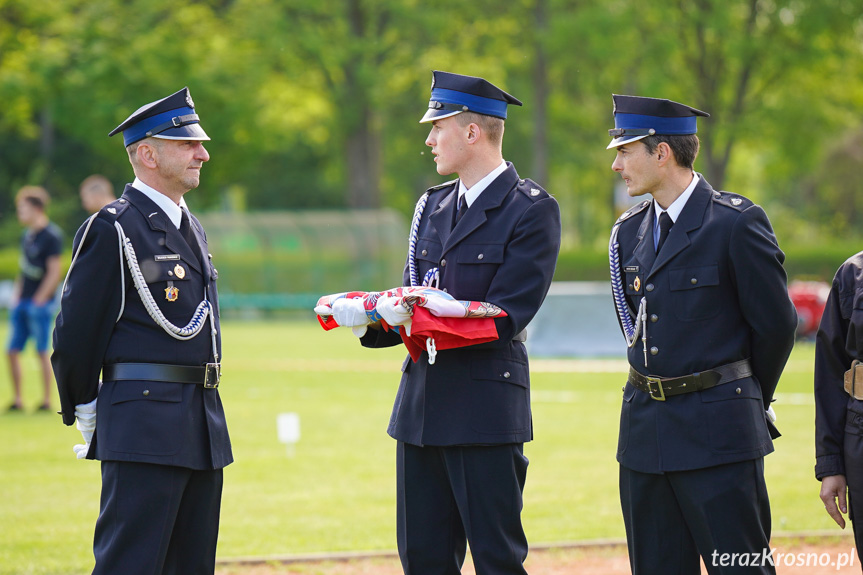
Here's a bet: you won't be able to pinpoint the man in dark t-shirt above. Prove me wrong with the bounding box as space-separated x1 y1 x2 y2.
7 186 62 412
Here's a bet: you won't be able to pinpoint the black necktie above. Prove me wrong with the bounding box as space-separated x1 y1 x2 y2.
454 195 466 225
179 209 196 249
656 211 673 253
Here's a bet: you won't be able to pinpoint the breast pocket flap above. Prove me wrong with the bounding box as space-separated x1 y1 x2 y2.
669 264 719 292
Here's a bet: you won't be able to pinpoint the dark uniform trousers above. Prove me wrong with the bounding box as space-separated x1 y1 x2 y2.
613 176 796 575
815 251 863 563
397 443 529 575
95 462 223 575
362 163 561 575
620 460 772 575
53 185 231 575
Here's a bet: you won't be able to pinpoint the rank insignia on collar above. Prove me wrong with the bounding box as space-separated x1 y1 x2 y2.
731 198 743 206
174 264 186 279
165 286 179 302
107 207 116 214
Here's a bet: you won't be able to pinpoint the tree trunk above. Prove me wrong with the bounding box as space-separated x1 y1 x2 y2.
345 105 381 209
343 0 381 208
531 0 549 186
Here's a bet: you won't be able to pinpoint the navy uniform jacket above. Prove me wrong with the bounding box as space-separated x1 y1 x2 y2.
614 176 796 473
52 185 232 470
814 252 863 479
361 163 561 446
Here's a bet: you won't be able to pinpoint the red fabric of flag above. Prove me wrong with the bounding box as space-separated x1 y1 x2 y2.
400 306 503 362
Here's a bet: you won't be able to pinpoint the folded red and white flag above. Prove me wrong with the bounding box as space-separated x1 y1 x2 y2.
314 286 507 363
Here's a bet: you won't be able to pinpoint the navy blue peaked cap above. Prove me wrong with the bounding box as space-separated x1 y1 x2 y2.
607 94 709 149
109 87 210 147
420 70 522 123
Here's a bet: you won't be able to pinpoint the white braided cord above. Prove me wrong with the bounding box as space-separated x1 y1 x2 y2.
60 213 127 323
61 213 98 296
408 192 429 288
407 191 441 362
115 222 211 341
609 222 648 366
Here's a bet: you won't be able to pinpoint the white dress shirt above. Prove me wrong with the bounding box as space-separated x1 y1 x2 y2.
132 177 189 229
653 173 699 248
457 160 509 208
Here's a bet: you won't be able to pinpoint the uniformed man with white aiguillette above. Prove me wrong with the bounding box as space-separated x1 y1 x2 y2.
607 95 797 574
52 87 230 574
336 71 561 574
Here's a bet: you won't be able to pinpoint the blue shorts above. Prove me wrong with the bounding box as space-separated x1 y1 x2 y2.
8 298 55 353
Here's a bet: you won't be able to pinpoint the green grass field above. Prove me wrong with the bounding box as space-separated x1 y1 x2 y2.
0 320 836 575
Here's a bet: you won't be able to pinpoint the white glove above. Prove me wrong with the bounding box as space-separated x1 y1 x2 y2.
313 303 333 316
332 298 371 337
766 405 776 423
376 295 413 326
73 397 98 460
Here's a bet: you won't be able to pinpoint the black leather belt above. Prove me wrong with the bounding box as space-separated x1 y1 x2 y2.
628 359 752 401
103 362 222 389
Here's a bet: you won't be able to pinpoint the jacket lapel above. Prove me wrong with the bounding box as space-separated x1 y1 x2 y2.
429 187 457 247
123 186 202 274
442 163 518 255
647 178 712 279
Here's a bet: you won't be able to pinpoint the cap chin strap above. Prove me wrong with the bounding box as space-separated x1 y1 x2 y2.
608 127 656 138
145 114 200 138
429 101 469 113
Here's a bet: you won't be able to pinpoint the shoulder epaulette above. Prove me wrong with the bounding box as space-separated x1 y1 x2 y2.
711 190 753 211
615 200 650 224
97 198 131 222
426 179 458 193
515 178 550 202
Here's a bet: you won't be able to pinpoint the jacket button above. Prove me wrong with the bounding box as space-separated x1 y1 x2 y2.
621 386 625 392
736 388 742 394
143 390 150 396
691 277 698 285
650 347 658 355
646 284 655 292
650 314 658 323
421 249 428 256
503 371 511 378
442 288 447 293
168 271 174 277
477 254 484 260
628 284 634 290
440 259 446 267
119 199 126 204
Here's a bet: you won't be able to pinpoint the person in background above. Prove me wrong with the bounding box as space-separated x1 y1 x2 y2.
7 186 62 412
79 174 116 213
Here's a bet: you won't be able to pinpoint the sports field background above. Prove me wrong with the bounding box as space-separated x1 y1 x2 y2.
0 320 838 575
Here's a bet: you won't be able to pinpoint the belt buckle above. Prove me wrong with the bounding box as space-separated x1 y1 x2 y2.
646 376 666 401
204 363 221 389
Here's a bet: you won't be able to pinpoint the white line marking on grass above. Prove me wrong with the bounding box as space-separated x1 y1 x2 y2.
772 392 814 405
530 359 629 373
228 358 401 373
